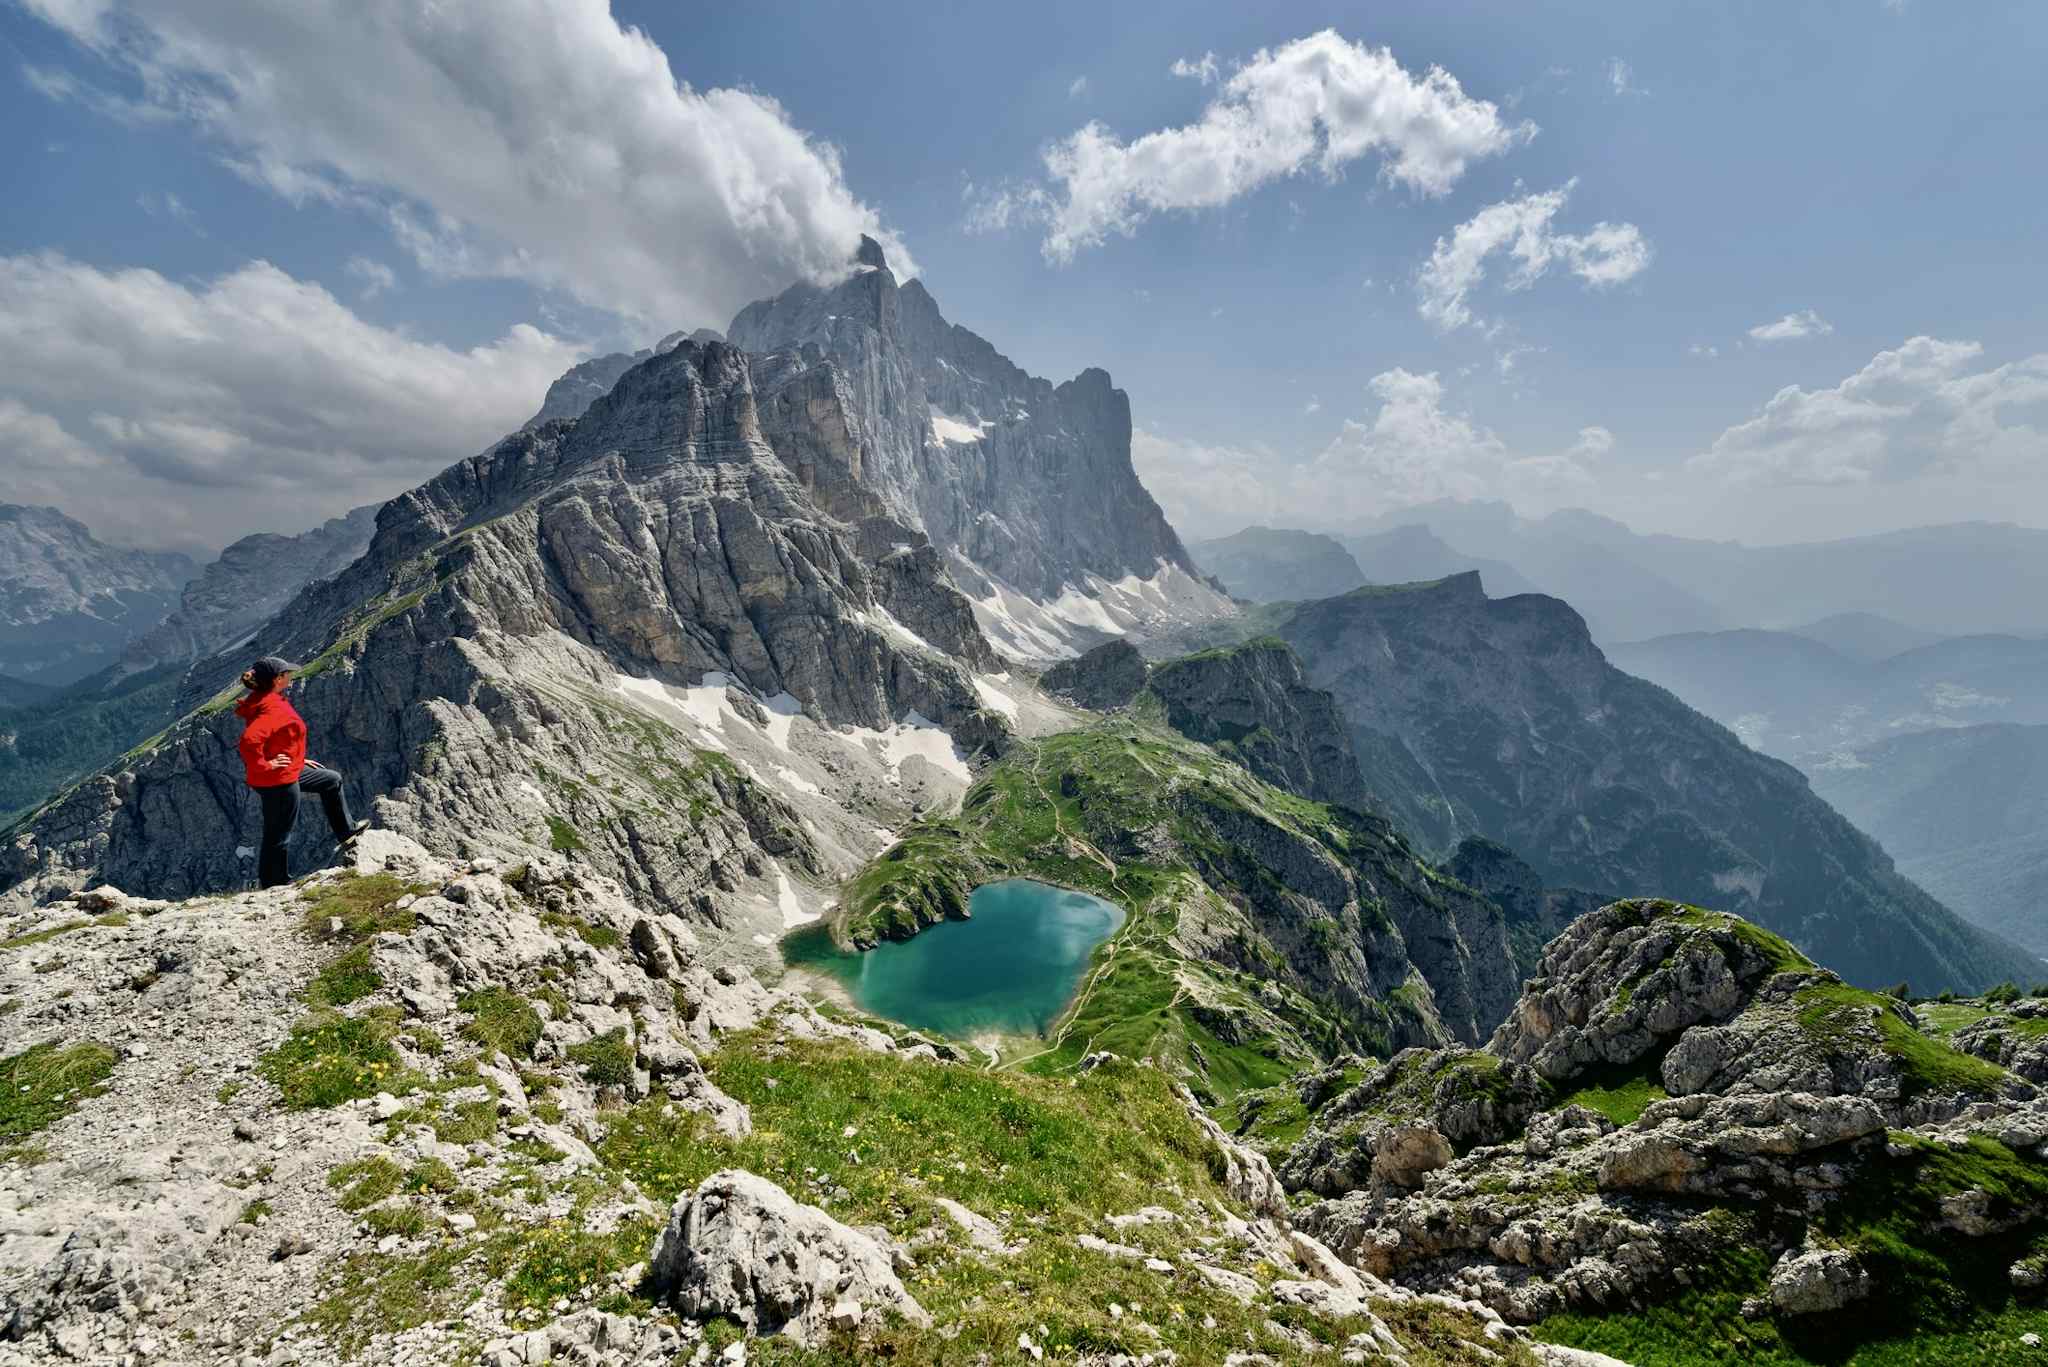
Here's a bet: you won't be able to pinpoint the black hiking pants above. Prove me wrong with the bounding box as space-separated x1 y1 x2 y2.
255 763 356 889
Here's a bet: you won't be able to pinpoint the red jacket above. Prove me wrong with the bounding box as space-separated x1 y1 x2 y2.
236 690 307 788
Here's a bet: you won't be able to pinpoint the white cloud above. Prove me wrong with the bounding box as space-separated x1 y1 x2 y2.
344 256 398 300
1131 429 1290 540
0 253 581 554
21 0 913 331
1693 336 2048 486
1303 397 1321 415
1068 76 1089 99
984 29 1530 262
1607 59 1643 97
1416 180 1651 331
1747 308 1834 342
1169 53 1220 85
1571 424 1616 459
1689 343 1720 359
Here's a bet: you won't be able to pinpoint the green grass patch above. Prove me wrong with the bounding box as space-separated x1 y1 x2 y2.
259 1010 411 1109
432 1099 498 1145
1795 981 2014 1098
0 1041 116 1140
1551 1055 1670 1127
567 1028 634 1087
457 987 543 1060
330 1155 403 1211
1918 1001 1997 1037
0 911 128 951
307 945 381 1008
300 873 425 943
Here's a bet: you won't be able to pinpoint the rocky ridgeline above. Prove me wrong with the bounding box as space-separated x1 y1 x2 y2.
1277 899 2048 1342
0 831 1586 1367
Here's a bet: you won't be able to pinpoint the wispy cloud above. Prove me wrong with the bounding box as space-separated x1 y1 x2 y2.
1416 180 1651 332
1747 309 1834 342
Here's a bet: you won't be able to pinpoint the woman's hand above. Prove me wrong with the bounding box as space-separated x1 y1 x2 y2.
266 753 293 772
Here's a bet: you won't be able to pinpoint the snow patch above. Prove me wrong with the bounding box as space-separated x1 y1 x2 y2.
775 765 822 796
972 674 1020 721
775 863 818 928
757 692 802 751
856 605 937 654
929 408 990 445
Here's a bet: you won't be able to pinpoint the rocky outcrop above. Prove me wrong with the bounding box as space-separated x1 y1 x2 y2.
0 505 194 685
1039 639 1146 711
1146 637 1371 811
1285 898 2048 1330
1954 1002 2048 1083
1276 571 2039 994
728 237 1232 658
108 504 380 698
648 1169 929 1346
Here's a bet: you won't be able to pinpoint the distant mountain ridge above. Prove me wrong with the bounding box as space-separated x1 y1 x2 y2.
1607 627 2048 765
0 504 196 685
1260 572 2033 993
1340 500 2048 641
1188 527 1367 604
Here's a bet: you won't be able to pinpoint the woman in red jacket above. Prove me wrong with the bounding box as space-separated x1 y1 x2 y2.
236 655 369 888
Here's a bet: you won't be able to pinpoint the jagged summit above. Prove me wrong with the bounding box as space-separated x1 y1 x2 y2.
853 233 888 269
728 240 1234 659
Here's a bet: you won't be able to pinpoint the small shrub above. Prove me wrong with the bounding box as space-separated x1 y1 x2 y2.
1985 981 2023 1005
361 1203 429 1239
433 1100 498 1145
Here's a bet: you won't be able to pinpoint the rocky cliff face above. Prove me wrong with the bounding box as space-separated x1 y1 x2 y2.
0 505 196 685
1146 638 1372 812
2 340 1009 950
728 237 1232 659
107 505 381 698
1275 572 2037 995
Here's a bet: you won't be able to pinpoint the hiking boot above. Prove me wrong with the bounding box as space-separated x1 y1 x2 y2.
338 819 371 847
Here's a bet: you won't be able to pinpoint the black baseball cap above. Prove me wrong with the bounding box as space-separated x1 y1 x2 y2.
247 655 303 685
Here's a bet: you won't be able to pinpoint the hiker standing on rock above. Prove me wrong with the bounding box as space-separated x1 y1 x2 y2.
236 655 369 888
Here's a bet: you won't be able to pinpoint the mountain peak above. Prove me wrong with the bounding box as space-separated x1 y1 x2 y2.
854 233 888 270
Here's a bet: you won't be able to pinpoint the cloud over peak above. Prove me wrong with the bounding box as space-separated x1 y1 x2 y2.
22 0 913 329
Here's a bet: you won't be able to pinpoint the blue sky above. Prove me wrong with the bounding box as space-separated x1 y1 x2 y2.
2 0 2044 556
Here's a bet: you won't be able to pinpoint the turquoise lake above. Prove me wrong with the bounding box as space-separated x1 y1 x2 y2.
782 879 1125 1039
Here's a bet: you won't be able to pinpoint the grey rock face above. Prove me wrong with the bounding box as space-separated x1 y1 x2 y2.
1147 638 1370 811
112 504 380 697
1277 571 2038 994
727 238 1232 656
1444 837 1606 978
0 505 195 685
2 340 998 924
647 1169 930 1346
1039 640 1147 711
